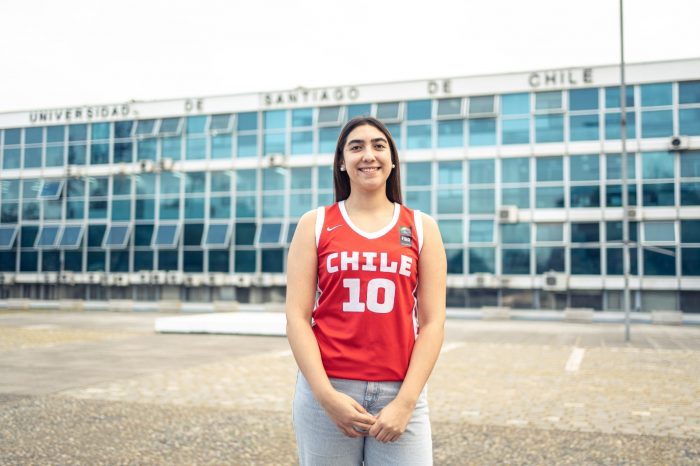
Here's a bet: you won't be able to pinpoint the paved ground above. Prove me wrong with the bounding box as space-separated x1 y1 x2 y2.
1 310 699 465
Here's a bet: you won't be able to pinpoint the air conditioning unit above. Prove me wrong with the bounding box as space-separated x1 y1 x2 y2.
542 271 568 291
185 275 202 287
115 274 129 286
207 274 226 287
139 159 156 173
87 272 103 284
152 271 167 284
266 154 286 168
498 205 518 224
474 273 496 288
166 271 182 285
668 135 689 151
627 208 640 220
232 274 252 287
0 273 15 285
160 158 174 171
43 273 58 284
66 165 84 178
132 271 151 285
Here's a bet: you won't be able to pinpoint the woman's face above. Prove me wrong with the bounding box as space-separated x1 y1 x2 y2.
341 124 393 194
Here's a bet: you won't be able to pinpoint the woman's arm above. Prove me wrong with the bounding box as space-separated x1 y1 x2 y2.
369 213 446 443
285 209 376 437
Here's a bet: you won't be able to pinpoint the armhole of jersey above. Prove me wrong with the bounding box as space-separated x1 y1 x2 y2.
414 209 424 253
314 206 325 248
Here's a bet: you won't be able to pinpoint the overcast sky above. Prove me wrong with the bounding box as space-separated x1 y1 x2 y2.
1 0 698 113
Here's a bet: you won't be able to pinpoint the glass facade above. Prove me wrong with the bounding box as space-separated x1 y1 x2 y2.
1 64 699 310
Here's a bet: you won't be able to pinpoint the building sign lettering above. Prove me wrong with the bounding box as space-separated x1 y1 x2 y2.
528 68 593 88
28 104 132 124
427 79 451 95
263 87 360 106
185 98 204 112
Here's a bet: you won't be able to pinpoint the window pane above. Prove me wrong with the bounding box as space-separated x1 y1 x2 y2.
262 249 284 273
469 188 494 213
502 118 529 144
209 114 232 132
502 187 529 208
641 83 672 106
605 86 634 108
642 151 674 179
438 220 462 244
501 93 529 115
570 114 599 141
604 112 637 140
184 197 204 219
237 134 257 157
437 98 462 117
679 109 700 136
606 154 637 180
469 159 494 184
536 247 565 273
186 116 207 134
376 102 400 121
570 155 599 181
407 100 431 120
347 104 371 119
405 190 431 213
159 198 180 220
682 248 700 275
502 157 529 183
535 91 562 110
437 120 463 148
406 162 432 186
264 110 286 130
641 110 673 138
236 169 257 192
406 124 431 149
211 171 231 193
318 107 341 125
437 189 462 214
569 88 599 111
468 118 496 146
570 186 600 208
535 186 565 208
235 250 256 272
644 222 675 241
469 220 493 242
571 222 599 242
235 223 256 245
438 161 462 185
536 156 563 181
681 220 700 243
502 248 530 274
291 131 313 155
263 132 286 155
501 223 530 244
237 112 257 131
211 134 232 158
292 108 313 127
319 127 340 153
469 247 495 273
537 224 563 242
644 248 676 276
535 114 564 142
571 248 600 274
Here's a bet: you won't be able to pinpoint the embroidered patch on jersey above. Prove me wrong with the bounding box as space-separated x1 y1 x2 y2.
399 226 412 246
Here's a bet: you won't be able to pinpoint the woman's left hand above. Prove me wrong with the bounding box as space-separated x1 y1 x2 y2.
368 398 414 443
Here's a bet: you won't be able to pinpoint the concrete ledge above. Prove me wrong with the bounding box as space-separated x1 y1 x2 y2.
108 300 134 312
155 300 182 313
564 307 594 323
6 299 31 310
59 299 85 311
651 310 683 325
263 302 286 313
155 311 286 335
480 306 511 320
212 301 240 312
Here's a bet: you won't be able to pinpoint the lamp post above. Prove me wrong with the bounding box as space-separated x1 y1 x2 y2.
619 0 631 342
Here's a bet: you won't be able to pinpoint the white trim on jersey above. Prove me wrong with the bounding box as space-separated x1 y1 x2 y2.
338 201 400 240
314 206 325 248
414 210 424 253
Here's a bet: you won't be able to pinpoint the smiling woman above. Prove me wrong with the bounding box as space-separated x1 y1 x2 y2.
286 116 447 465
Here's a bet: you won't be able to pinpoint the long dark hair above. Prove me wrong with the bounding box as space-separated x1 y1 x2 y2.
332 116 403 204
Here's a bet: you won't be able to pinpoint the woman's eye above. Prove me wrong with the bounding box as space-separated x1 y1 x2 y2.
350 145 361 151
375 144 386 150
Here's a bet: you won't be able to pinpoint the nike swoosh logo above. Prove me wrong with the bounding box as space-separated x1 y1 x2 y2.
326 225 343 232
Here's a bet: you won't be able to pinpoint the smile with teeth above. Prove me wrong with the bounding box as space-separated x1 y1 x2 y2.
359 167 380 173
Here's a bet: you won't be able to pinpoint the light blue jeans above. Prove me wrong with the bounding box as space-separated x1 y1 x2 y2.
292 372 432 465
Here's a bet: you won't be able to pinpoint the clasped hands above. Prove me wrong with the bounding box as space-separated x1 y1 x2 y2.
320 390 414 443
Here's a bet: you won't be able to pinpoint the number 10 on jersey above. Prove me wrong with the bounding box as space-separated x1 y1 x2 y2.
342 278 396 314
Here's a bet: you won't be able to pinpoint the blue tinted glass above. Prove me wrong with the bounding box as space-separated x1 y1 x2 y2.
407 124 432 149
680 81 700 104
155 225 178 246
234 249 256 272
641 110 673 138
682 248 700 275
642 151 674 179
235 223 256 245
237 134 257 157
605 184 637 207
157 250 177 271
45 146 64 167
134 225 154 246
536 247 565 273
206 224 229 246
438 219 462 244
438 161 462 185
263 132 285 155
237 170 257 192
37 226 60 247
569 88 599 111
211 134 232 158
535 114 564 142
264 110 286 130
210 196 231 219
186 116 207 134
469 188 494 213
104 226 129 246
162 137 181 159
469 247 495 273
263 168 285 191
681 220 700 243
386 124 401 150
209 115 231 132
469 159 494 184
236 195 256 218
4 128 21 145
641 83 672 106
606 154 637 179
319 127 340 153
502 248 530 274
643 183 675 206
502 187 529 208
3 148 20 169
290 167 312 190
437 120 463 148
537 224 563 242
159 198 179 220
111 200 130 221
407 162 432 186
604 112 636 139
605 86 634 108
182 250 203 273
184 197 205 219
208 249 228 270
292 108 313 127
681 182 700 205
114 142 133 163
437 189 462 214
87 224 106 247
437 98 462 117
535 91 562 110
468 118 496 146
137 138 156 160
347 104 371 119
91 123 110 141
570 186 600 208
407 100 431 120
535 186 564 209
405 190 431 213
469 96 494 114
60 226 83 247
183 223 204 246
680 109 700 136
502 223 530 243
25 127 43 144
644 248 676 276
502 118 529 144
536 156 563 181
186 136 206 160
262 194 284 217
114 121 133 138
237 112 258 131
571 249 600 274
317 166 333 190
570 114 599 141
445 249 463 274
469 220 493 242
185 172 206 193
47 126 65 143
571 222 599 242
502 157 529 183
68 125 87 142
289 193 312 217
24 147 42 168
19 251 38 272
570 154 599 181
291 131 313 155
262 249 284 273
210 172 231 192
159 173 180 195
501 93 529 115
606 221 623 241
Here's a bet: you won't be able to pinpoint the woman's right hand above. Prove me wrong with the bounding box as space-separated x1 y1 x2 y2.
319 390 377 437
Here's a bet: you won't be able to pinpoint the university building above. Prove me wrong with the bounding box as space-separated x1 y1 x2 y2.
0 58 699 312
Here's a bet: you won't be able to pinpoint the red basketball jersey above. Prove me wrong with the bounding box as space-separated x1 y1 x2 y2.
313 201 424 381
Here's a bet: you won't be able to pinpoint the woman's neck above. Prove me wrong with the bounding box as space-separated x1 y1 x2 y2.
344 190 393 214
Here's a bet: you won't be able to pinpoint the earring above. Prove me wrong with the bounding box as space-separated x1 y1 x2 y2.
340 166 346 172
392 164 396 168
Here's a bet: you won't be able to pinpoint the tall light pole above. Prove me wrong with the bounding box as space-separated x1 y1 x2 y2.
619 0 631 342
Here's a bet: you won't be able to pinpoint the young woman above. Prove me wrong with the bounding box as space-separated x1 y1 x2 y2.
286 116 446 465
